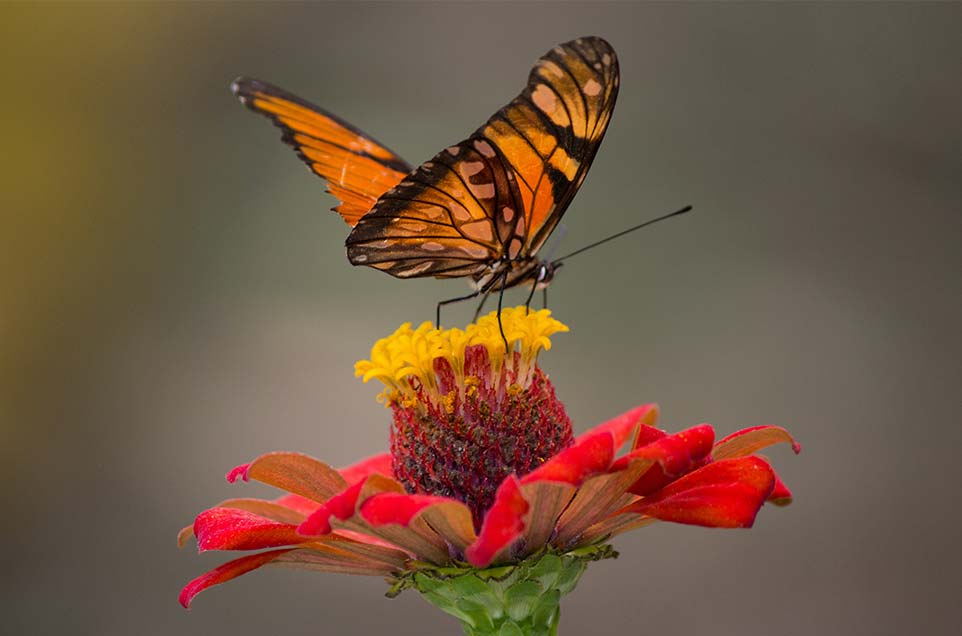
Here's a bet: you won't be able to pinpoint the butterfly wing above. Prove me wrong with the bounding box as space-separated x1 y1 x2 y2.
481 36 619 255
345 36 619 280
346 137 524 280
231 77 413 226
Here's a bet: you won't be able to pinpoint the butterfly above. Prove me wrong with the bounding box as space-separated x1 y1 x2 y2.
232 36 620 326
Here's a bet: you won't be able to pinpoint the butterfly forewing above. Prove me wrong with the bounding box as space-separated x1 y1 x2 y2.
231 77 412 226
483 37 619 255
344 36 619 282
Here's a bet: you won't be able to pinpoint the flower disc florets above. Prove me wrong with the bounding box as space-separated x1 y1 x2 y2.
355 307 572 526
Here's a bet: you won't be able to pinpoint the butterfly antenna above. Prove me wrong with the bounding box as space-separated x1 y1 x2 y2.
551 205 693 265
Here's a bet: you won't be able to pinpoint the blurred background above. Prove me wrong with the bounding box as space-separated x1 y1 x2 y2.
2 3 960 635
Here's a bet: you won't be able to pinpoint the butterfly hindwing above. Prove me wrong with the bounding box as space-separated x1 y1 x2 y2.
344 36 619 281
346 136 525 279
231 77 413 226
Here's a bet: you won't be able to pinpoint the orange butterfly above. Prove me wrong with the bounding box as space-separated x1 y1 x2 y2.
233 37 629 325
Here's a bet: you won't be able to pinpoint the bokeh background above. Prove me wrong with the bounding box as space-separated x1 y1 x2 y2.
3 3 960 635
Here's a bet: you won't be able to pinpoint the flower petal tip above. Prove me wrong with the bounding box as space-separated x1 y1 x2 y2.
176 524 194 549
179 549 294 609
178 586 194 609
226 462 252 483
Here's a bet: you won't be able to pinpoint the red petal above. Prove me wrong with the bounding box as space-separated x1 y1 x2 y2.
359 493 451 526
626 456 775 528
225 452 347 503
614 425 716 496
769 470 793 505
521 431 615 486
713 425 801 458
297 479 367 536
339 453 393 483
357 492 476 557
633 424 668 450
466 475 528 567
194 507 308 552
582 403 661 450
301 472 406 536
179 549 295 608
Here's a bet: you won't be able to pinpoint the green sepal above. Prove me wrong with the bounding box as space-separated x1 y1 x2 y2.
385 544 618 636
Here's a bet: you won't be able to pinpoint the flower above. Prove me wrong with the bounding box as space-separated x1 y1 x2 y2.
179 307 799 634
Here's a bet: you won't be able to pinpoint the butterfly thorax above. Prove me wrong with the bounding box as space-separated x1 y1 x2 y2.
472 258 559 293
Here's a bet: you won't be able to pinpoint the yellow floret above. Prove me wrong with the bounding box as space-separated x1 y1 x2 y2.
355 306 568 407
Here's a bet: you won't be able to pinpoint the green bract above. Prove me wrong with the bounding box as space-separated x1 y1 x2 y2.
389 545 618 636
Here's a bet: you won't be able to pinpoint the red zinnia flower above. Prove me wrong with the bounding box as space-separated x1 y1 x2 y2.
179 307 799 635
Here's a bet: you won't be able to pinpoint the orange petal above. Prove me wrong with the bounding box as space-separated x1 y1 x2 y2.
712 426 801 459
226 452 348 503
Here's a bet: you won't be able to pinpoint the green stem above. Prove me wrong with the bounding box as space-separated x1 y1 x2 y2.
390 545 617 636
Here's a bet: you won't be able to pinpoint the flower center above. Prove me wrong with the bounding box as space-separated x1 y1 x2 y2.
355 307 574 527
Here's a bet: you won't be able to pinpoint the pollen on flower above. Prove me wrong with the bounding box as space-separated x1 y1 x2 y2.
355 307 573 526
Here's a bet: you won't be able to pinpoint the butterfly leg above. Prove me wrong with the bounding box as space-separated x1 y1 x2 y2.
523 280 538 313
496 269 509 351
473 290 493 320
436 289 481 328
542 287 548 310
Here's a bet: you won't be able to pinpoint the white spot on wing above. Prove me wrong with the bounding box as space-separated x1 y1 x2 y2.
474 140 496 158
532 84 557 114
471 182 495 199
461 220 494 242
462 245 490 259
583 79 602 96
460 161 485 177
451 204 472 222
508 238 522 260
422 241 446 252
404 261 435 276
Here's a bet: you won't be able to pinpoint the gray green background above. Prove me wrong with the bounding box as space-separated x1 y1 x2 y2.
3 3 960 635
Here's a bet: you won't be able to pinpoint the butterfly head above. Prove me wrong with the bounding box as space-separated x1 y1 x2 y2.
536 260 562 289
